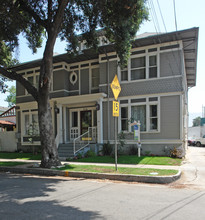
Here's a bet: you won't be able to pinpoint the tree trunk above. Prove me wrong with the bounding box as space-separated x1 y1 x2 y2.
38 41 61 168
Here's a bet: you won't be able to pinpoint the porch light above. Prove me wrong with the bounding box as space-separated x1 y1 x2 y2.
54 106 60 114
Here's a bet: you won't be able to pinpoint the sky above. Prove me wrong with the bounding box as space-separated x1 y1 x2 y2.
0 0 204 126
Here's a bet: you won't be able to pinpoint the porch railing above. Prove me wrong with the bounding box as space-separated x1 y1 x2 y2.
73 127 97 155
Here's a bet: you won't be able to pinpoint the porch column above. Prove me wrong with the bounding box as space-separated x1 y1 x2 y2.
97 98 103 143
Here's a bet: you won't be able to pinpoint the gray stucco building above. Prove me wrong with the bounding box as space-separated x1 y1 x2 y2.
13 27 198 157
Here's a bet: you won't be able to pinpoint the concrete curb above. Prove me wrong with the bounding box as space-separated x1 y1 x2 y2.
0 166 181 184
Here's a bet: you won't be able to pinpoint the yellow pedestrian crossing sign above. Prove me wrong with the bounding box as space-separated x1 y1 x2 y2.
110 75 121 100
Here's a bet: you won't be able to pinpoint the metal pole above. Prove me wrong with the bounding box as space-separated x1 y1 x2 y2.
115 116 118 171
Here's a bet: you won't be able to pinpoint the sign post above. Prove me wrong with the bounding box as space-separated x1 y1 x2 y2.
131 121 141 157
110 75 121 171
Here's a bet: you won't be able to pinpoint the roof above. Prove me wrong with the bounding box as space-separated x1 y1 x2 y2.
11 27 198 87
0 106 9 112
0 120 15 126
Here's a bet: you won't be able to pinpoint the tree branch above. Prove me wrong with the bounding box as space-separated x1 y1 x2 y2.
0 67 39 101
52 0 69 34
17 0 48 29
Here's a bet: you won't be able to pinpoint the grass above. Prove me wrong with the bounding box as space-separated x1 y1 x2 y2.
56 164 178 176
0 162 27 167
69 155 181 166
0 152 41 160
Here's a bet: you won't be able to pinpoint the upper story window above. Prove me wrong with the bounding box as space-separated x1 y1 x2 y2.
121 51 158 82
149 55 157 78
131 56 146 80
91 68 100 89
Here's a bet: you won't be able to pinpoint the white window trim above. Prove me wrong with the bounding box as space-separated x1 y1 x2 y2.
21 110 40 145
119 97 160 133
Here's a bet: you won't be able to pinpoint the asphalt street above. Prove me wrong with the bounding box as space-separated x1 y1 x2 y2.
1 146 205 220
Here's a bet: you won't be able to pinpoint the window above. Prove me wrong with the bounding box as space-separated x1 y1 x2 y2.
70 71 78 85
91 68 99 88
121 107 128 131
119 97 159 133
35 75 39 90
131 105 146 131
131 56 146 80
27 76 33 85
149 55 157 78
24 113 39 135
24 114 29 135
72 112 78 127
93 110 97 126
32 114 39 135
150 105 158 130
121 66 128 81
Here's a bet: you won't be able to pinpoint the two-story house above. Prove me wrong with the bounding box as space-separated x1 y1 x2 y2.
13 27 198 157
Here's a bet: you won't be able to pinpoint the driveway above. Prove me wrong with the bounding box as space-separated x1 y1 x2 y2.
173 146 205 189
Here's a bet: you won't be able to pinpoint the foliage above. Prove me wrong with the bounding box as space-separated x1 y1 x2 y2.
4 85 16 107
118 131 126 153
76 152 83 159
192 116 201 127
102 141 113 156
0 0 148 168
85 150 96 158
129 145 138 155
169 147 182 158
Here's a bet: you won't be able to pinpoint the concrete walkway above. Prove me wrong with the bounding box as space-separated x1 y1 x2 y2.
0 158 180 170
173 146 205 189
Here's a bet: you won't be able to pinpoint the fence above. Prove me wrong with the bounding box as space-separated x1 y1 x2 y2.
0 131 17 152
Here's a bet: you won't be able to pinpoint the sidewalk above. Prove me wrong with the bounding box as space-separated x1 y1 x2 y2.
0 158 181 184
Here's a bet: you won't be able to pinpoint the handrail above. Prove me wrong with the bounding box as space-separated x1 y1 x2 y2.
73 127 97 155
73 130 89 155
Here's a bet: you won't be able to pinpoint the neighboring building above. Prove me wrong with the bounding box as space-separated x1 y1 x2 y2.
0 106 16 131
12 27 198 156
0 106 9 115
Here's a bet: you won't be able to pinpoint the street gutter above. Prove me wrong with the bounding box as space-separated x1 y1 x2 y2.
0 166 181 184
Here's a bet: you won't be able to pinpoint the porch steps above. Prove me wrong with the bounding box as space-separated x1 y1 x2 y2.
58 143 74 158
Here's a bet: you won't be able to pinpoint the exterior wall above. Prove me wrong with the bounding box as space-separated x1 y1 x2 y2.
99 60 117 85
80 69 89 94
100 77 183 98
53 69 69 91
0 131 17 152
142 95 180 140
102 101 115 141
160 51 182 77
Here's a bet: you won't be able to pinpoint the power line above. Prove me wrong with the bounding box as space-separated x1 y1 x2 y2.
173 0 178 31
156 0 167 32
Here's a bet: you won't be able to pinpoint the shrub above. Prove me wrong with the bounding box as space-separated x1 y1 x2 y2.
76 152 83 159
129 145 138 155
170 147 182 158
85 150 96 157
102 141 113 156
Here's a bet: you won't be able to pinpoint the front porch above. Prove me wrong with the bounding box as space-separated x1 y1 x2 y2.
52 93 106 157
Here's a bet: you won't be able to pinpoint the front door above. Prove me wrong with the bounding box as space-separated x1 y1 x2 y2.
80 110 92 135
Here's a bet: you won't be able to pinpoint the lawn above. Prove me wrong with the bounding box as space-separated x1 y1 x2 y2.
56 164 178 176
0 152 41 160
0 162 28 167
69 155 181 166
